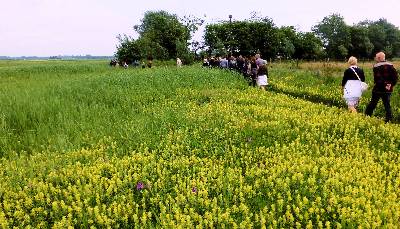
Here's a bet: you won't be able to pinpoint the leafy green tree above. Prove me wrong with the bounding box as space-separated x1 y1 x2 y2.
348 25 373 58
181 14 205 59
115 35 141 63
135 37 169 60
312 14 351 59
294 32 325 60
248 18 279 59
116 10 197 63
176 40 195 65
276 26 324 60
362 19 400 57
277 26 298 59
204 17 279 58
134 11 190 60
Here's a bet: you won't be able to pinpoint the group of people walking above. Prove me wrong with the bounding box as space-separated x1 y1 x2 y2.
110 59 152 69
114 52 398 122
203 54 269 90
342 51 398 122
203 51 399 123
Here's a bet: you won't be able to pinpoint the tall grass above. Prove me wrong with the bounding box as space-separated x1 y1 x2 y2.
0 60 246 157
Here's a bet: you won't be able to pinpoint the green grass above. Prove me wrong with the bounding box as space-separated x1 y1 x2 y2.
0 60 246 157
0 60 399 228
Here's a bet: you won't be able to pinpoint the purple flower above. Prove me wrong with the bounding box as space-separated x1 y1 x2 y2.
136 182 145 191
192 187 198 193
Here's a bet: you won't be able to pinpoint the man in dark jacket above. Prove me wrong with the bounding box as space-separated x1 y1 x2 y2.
365 52 398 122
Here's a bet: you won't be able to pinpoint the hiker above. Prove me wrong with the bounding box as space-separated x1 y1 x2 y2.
342 56 366 113
249 56 258 87
202 58 209 68
257 64 269 90
176 58 182 67
219 56 229 69
147 56 153 68
365 52 398 122
109 59 117 67
147 59 153 68
255 53 267 67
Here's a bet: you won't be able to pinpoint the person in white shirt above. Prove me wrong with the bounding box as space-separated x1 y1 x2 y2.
176 58 182 67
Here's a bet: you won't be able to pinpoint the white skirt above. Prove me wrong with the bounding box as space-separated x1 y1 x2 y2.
257 75 268 86
345 97 360 107
343 80 362 99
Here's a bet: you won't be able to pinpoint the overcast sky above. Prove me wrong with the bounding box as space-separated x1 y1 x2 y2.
1 0 399 57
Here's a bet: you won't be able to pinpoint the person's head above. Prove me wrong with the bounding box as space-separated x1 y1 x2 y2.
255 54 260 59
375 52 385 62
347 56 357 66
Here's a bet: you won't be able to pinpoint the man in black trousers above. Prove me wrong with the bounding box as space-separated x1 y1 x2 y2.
365 52 399 122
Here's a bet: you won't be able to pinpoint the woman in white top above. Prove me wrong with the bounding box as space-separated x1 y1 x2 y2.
176 58 182 67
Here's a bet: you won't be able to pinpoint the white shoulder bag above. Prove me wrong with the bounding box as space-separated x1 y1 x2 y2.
350 67 368 93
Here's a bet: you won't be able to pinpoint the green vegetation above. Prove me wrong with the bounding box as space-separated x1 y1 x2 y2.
0 60 242 157
116 11 400 65
269 60 400 121
116 11 200 64
0 60 399 227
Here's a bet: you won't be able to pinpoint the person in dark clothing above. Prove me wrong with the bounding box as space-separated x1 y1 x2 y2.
243 57 251 80
365 52 398 122
109 59 117 67
249 56 258 87
342 56 366 113
147 60 153 68
209 57 219 68
202 58 209 68
236 55 245 74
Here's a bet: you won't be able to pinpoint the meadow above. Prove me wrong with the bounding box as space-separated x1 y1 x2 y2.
0 60 399 228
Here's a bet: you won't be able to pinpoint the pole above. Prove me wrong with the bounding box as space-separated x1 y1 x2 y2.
229 15 232 56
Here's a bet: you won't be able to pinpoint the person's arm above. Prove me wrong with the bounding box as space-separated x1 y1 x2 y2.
342 70 349 87
391 66 398 86
359 69 366 82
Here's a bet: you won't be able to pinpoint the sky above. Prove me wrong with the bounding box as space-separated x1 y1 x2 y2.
1 0 399 57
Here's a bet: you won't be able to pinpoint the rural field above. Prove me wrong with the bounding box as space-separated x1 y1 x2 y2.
0 60 399 228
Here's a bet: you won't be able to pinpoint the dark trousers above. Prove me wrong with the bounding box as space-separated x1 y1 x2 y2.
249 68 257 87
365 92 392 122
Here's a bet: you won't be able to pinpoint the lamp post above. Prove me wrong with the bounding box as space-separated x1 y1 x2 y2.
228 15 232 56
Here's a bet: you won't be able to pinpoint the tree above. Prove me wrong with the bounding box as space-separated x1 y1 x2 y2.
294 32 324 60
176 40 195 65
135 37 169 60
348 25 373 58
181 14 206 59
248 18 279 59
115 35 141 63
115 10 195 63
312 14 351 59
134 11 190 60
277 26 298 59
362 19 400 58
204 16 279 58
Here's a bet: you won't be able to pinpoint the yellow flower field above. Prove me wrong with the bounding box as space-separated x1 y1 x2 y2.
0 61 399 227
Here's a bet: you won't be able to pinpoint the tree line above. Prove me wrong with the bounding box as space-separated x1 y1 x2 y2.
115 11 400 64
